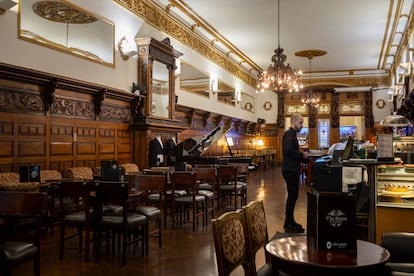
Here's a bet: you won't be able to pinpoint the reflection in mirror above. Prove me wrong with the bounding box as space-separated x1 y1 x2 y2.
240 92 255 112
19 0 115 67
217 80 235 106
152 61 169 118
179 62 210 97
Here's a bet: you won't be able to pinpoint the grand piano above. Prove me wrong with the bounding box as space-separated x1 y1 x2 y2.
174 125 252 166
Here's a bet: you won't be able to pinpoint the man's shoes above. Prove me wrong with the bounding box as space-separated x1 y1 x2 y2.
284 222 305 233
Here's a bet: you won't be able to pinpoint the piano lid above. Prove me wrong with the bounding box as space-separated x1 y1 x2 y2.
175 125 232 157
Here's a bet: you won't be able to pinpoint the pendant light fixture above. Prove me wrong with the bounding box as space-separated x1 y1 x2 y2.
256 0 302 93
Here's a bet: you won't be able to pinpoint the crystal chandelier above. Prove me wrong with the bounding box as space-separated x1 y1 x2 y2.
256 0 302 93
295 50 327 109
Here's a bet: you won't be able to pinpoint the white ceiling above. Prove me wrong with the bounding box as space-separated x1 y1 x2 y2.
158 0 413 79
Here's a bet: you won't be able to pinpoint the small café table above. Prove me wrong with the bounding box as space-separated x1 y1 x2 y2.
265 235 390 276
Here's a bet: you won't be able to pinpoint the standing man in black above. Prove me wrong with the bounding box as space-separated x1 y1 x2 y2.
282 113 309 233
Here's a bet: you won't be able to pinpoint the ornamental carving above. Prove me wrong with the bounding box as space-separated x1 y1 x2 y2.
52 97 95 119
99 104 130 122
0 87 42 112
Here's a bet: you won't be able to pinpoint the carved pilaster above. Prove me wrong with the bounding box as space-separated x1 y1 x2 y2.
96 88 106 117
131 95 145 122
45 79 58 112
331 92 339 128
277 92 285 129
309 106 316 128
365 92 374 128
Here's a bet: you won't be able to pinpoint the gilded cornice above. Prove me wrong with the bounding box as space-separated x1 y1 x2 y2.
302 75 389 87
114 0 394 90
392 10 414 74
113 0 257 88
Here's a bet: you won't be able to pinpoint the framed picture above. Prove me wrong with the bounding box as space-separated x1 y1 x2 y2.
264 101 272 111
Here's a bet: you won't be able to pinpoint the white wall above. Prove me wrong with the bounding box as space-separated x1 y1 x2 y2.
0 0 392 125
0 0 261 123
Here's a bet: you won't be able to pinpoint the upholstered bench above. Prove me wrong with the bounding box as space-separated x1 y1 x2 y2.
0 172 40 192
63 167 94 181
40 170 63 184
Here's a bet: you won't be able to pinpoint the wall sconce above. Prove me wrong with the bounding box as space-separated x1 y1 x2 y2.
0 0 17 15
235 89 242 104
118 36 137 61
210 77 218 94
257 139 264 147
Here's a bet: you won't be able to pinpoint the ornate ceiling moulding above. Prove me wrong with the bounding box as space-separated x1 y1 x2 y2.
306 75 389 88
32 1 97 24
113 0 257 88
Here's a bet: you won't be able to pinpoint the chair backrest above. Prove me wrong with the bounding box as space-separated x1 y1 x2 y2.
58 181 94 218
381 232 414 263
170 171 198 194
93 181 129 205
229 162 248 174
211 210 249 276
0 172 20 186
40 170 63 183
119 163 139 175
93 181 130 223
135 174 167 207
216 165 238 184
0 191 45 244
242 200 270 274
192 167 217 182
63 167 94 181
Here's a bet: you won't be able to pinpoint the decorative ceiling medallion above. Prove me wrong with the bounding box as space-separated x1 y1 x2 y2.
32 1 97 24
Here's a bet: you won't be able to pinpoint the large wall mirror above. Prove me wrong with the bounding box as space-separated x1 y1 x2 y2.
217 80 235 106
179 62 210 97
240 92 255 112
19 0 115 67
152 61 169 118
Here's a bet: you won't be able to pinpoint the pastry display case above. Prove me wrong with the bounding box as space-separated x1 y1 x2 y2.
393 136 414 164
376 164 414 208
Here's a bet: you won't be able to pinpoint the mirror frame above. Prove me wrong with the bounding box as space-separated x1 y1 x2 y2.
151 60 170 118
18 0 115 67
136 37 182 120
179 62 210 98
217 79 235 106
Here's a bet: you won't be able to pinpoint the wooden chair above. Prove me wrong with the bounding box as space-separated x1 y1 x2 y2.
242 200 272 276
216 165 244 211
94 181 147 266
229 162 249 206
134 174 165 254
192 166 216 225
211 210 250 276
0 191 45 276
39 170 63 236
381 232 414 275
58 180 94 262
170 171 205 232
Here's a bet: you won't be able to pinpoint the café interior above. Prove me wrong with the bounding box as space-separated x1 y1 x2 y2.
1 0 414 275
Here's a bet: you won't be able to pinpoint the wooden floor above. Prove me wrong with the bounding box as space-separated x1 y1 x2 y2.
14 167 311 276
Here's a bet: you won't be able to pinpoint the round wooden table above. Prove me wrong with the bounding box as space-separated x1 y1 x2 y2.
265 235 390 276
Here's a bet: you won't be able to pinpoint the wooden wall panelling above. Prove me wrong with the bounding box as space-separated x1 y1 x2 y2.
0 62 137 173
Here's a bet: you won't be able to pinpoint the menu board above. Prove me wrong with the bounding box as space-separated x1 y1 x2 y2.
377 134 394 160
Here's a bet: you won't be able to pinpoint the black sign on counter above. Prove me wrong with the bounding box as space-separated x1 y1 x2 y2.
19 165 40 182
307 191 357 250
